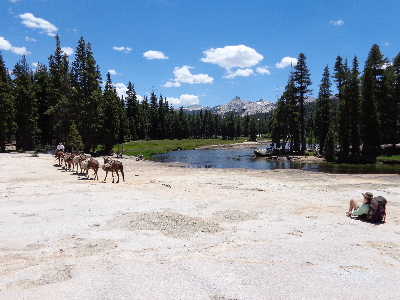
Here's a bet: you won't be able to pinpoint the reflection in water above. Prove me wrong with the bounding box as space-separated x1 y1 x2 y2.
152 148 400 174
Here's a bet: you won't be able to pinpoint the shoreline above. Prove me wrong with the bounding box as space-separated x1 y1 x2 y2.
0 153 399 299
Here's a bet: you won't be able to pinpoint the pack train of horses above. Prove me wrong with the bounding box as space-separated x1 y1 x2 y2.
54 150 124 183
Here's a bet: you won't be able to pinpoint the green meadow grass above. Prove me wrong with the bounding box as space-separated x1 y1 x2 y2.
113 138 250 159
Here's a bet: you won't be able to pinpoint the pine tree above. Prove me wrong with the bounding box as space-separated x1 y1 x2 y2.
360 44 384 155
314 65 332 154
347 56 361 156
13 55 40 151
392 52 400 150
71 37 103 152
33 63 51 148
125 81 139 140
0 52 16 152
117 96 128 144
293 53 312 152
69 122 83 152
101 72 121 153
149 91 159 139
48 34 72 145
337 59 352 157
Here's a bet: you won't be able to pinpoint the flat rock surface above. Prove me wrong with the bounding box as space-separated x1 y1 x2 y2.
0 153 399 299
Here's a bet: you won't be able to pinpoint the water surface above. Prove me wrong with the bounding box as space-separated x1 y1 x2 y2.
152 148 400 174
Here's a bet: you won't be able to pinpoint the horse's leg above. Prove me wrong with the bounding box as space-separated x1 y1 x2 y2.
115 171 119 183
121 167 125 182
103 170 108 182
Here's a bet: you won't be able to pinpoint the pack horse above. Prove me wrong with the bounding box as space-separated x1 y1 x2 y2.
102 157 124 183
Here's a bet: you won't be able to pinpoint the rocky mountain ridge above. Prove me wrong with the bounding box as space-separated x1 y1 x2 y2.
182 96 276 117
181 96 315 117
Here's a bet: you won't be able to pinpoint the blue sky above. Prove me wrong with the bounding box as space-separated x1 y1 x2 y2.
1 0 400 108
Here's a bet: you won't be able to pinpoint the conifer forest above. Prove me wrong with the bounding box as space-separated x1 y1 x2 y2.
1 35 399 160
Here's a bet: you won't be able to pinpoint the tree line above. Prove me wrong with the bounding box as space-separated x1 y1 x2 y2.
1 37 398 158
269 45 400 159
0 35 261 153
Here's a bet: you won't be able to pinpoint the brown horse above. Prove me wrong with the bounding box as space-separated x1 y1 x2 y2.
81 158 99 180
55 150 64 166
102 157 124 183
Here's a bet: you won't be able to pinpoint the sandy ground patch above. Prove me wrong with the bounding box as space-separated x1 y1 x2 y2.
0 153 399 299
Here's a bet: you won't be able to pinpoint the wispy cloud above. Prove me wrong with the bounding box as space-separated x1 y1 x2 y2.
330 20 344 26
25 36 36 42
166 94 200 106
143 50 168 59
256 67 271 75
223 68 254 79
61 47 73 56
113 46 132 53
108 69 121 76
163 65 213 87
10 0 21 3
201 45 263 69
19 13 58 36
275 57 298 69
0 36 30 55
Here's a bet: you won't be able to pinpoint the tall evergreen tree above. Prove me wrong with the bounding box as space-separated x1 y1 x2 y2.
360 44 384 154
347 56 361 156
148 91 159 139
48 34 72 145
13 55 40 151
71 37 103 152
314 65 332 154
33 63 51 147
392 52 400 150
0 52 16 152
101 72 121 153
337 60 352 156
125 81 139 140
117 96 128 144
293 53 312 152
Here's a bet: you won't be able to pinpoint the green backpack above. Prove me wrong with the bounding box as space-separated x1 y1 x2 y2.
366 196 387 223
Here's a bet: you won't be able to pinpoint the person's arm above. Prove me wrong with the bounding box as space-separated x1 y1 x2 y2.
351 203 369 216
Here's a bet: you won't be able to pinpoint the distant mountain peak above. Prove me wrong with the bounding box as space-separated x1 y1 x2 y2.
181 96 278 116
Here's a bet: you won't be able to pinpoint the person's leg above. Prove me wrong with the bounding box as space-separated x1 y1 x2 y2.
346 199 359 216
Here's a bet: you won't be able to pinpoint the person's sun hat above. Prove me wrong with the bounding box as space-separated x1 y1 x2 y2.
362 192 373 200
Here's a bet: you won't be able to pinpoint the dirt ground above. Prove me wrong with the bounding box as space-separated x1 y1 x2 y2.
0 152 399 299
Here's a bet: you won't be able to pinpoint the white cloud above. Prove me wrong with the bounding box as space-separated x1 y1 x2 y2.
163 65 213 87
25 36 36 42
174 66 214 84
163 81 181 88
256 67 271 75
0 36 30 55
223 68 254 79
10 0 21 3
61 47 73 56
275 57 298 69
201 45 263 69
384 42 390 47
143 50 169 60
32 62 39 68
166 94 200 107
330 20 344 26
113 46 132 53
108 69 120 76
19 13 58 36
112 82 127 99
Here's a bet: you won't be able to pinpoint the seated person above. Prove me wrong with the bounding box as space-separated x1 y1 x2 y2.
346 192 373 217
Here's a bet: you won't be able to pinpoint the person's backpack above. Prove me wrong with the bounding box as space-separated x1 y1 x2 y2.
366 196 387 222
